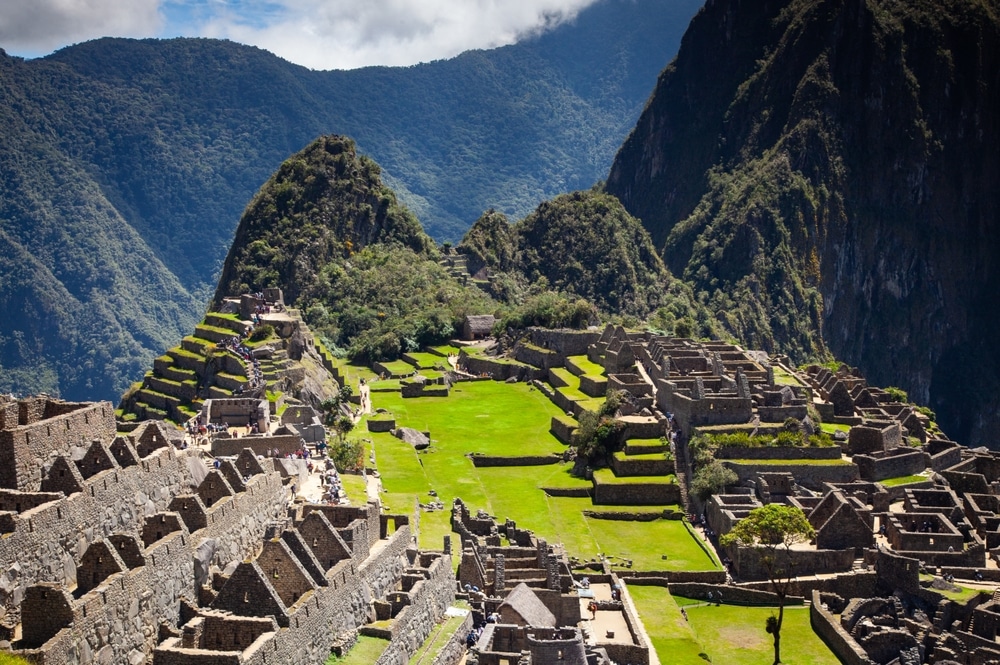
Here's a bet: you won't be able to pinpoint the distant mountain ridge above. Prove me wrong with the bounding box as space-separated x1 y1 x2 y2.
0 0 702 402
607 0 1000 447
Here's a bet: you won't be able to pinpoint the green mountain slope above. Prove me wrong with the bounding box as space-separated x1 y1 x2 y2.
214 135 496 363
458 189 713 333
0 0 702 402
606 0 1000 446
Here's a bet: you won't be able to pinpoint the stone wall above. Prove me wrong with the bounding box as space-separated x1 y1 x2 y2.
460 354 544 382
667 582 801 606
810 590 875 665
550 416 577 445
469 454 563 467
210 434 303 458
714 446 842 460
17 529 195 664
372 554 456 665
0 401 116 491
527 328 601 359
723 461 859 488
610 452 673 477
431 611 473 665
730 546 855 581
0 443 197 621
200 472 289 569
592 480 680 506
853 449 927 482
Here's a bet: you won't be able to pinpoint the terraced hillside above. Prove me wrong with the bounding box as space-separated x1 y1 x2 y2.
118 301 339 425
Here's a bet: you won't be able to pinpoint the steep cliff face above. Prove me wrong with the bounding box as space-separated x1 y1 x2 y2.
607 0 1000 446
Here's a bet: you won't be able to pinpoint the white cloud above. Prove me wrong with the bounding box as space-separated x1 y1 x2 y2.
168 0 603 71
0 0 601 69
0 0 162 54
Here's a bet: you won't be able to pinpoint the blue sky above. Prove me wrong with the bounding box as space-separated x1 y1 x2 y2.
0 0 602 70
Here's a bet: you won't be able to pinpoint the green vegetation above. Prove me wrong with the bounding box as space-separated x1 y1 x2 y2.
407 605 470 664
325 635 389 664
880 474 929 487
721 504 815 665
691 459 738 500
919 575 988 604
627 586 712 665
366 381 718 571
691 430 837 450
0 1 705 404
724 459 850 466
673 597 841 665
632 586 839 664
819 422 851 434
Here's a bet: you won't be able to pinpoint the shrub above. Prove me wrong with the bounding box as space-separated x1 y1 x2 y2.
884 386 909 403
691 460 738 500
329 438 365 473
249 324 274 342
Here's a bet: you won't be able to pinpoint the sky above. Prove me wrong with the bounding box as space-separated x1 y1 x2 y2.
0 0 603 71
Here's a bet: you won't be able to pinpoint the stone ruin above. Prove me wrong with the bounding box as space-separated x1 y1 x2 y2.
452 499 649 665
0 394 460 665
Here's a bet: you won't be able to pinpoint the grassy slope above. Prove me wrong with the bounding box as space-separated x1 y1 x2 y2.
367 380 718 571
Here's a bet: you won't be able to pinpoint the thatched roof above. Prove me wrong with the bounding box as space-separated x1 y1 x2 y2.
464 314 496 334
498 583 556 627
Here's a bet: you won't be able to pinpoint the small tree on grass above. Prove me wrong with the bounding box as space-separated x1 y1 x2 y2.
334 415 355 441
329 437 365 473
720 504 815 665
320 384 355 426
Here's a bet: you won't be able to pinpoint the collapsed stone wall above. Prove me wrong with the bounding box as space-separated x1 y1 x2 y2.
810 590 876 665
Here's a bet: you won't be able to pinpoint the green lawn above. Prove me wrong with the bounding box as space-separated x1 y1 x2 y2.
341 473 368 503
819 422 852 434
880 474 929 487
325 636 389 664
367 380 719 570
566 354 605 376
429 344 461 356
405 352 447 369
378 359 418 376
593 468 676 485
673 596 841 665
627 586 711 665
408 605 470 665
773 366 806 387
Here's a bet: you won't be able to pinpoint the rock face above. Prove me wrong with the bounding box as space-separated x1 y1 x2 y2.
606 0 1000 447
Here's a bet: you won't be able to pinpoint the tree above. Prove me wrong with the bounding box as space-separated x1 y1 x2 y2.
690 460 737 500
320 383 355 426
720 504 815 665
334 415 355 442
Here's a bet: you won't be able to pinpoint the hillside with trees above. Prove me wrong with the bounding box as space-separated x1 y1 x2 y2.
0 0 702 402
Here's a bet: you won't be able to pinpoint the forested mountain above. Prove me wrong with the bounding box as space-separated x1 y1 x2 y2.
606 0 1000 447
0 0 702 402
458 191 713 335
216 135 708 365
